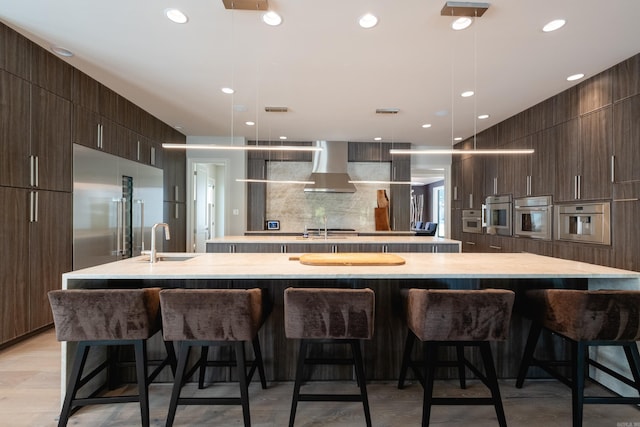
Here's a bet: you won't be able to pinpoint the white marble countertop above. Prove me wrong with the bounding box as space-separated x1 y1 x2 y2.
206 235 460 245
63 252 640 281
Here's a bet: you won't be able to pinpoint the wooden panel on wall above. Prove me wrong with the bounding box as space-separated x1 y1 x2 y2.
578 106 612 201
578 69 613 115
71 69 99 112
0 70 30 188
613 94 640 183
0 22 31 79
31 47 73 100
613 53 640 102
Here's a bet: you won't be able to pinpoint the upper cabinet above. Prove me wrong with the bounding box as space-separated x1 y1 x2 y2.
0 70 71 192
613 94 640 183
0 22 31 79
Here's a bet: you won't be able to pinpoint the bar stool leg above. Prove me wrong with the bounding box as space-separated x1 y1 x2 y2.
198 346 209 389
623 344 640 394
456 344 466 389
422 342 438 427
479 342 507 427
252 337 268 389
289 340 308 427
166 342 191 427
351 340 372 427
134 340 150 427
398 331 416 389
572 341 586 427
516 322 543 388
235 342 251 427
58 342 91 427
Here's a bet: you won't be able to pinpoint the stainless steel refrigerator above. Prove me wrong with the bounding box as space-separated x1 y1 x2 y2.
73 144 163 269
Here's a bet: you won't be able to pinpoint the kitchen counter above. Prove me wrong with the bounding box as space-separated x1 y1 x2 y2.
60 253 640 393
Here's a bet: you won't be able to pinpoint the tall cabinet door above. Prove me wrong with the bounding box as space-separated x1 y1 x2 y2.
29 190 72 330
579 107 613 201
0 188 30 344
31 87 72 192
0 70 30 188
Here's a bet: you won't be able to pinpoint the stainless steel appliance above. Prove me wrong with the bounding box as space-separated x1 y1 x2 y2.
484 195 512 236
73 144 164 269
462 209 483 234
556 202 611 245
514 196 553 240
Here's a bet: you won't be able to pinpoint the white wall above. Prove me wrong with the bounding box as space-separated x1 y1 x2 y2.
186 136 247 237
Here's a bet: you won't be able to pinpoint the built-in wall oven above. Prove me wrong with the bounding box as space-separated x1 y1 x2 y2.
556 202 611 245
462 209 483 234
514 196 553 240
484 195 512 236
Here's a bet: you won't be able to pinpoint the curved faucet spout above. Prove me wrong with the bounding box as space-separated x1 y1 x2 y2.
150 223 171 263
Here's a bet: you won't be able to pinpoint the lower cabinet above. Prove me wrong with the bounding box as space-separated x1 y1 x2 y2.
0 187 72 344
163 202 186 252
206 241 460 254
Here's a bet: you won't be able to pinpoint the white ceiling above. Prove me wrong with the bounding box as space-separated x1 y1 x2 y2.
1 0 639 150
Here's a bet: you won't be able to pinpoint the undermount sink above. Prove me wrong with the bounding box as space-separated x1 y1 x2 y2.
140 253 199 262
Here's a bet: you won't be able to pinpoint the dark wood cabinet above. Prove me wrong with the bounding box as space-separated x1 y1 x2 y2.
613 54 640 102
612 182 640 272
247 158 266 231
554 118 582 202
163 149 187 203
578 107 613 201
29 190 72 330
31 87 72 192
0 70 30 188
450 159 462 210
613 94 640 183
163 202 187 252
31 47 73 100
578 69 613 115
0 187 30 344
391 151 411 230
0 188 71 344
461 156 484 208
0 22 31 79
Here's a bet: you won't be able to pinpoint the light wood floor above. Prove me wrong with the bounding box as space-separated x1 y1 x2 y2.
1 329 639 426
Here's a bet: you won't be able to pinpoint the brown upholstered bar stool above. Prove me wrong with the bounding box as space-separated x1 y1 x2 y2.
397 289 515 427
284 287 375 427
516 289 640 427
48 288 176 427
159 288 268 427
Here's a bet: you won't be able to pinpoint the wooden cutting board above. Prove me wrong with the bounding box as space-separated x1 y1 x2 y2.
294 253 405 266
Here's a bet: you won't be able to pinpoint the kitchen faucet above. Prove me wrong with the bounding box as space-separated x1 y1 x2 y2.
149 222 170 263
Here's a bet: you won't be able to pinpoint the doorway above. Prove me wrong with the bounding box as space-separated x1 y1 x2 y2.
189 161 225 252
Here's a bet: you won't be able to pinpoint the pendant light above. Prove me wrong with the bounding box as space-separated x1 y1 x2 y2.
391 2 533 157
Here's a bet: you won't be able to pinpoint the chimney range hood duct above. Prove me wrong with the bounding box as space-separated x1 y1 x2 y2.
304 141 356 193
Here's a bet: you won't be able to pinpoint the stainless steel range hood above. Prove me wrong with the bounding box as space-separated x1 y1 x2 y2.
304 141 356 193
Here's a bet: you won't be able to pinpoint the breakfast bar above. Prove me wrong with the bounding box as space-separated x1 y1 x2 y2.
61 252 640 394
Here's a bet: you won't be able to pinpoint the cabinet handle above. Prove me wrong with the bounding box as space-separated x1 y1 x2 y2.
174 185 179 201
574 175 578 199
465 241 476 245
493 177 497 195
281 245 287 253
137 140 141 161
489 245 502 250
611 155 615 183
30 155 35 186
151 146 156 166
613 198 639 202
29 191 37 222
577 175 581 200
469 194 473 209
453 186 458 201
34 156 39 187
175 204 179 219
527 175 532 195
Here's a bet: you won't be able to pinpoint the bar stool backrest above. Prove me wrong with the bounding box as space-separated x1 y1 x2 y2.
284 287 375 340
159 289 263 341
403 289 515 341
48 288 161 341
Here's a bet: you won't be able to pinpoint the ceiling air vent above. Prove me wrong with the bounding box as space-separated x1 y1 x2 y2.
222 0 268 11
376 108 399 114
265 106 289 112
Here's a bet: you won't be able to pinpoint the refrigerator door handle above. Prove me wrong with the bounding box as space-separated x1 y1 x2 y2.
136 199 145 252
121 197 127 256
113 198 122 255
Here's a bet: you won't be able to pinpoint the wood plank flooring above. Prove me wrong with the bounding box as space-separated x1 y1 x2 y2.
1 329 639 426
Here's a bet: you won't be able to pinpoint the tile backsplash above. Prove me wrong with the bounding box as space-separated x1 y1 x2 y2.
266 162 391 232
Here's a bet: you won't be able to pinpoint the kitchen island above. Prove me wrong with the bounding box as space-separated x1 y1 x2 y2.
206 235 461 254
62 252 640 393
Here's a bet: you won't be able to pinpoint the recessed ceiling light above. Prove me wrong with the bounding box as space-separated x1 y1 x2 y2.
478 114 490 120
359 13 378 29
174 125 183 130
279 136 287 140
452 17 473 31
221 87 235 94
454 137 463 141
422 123 432 128
262 11 282 26
374 137 382 141
567 73 585 81
165 8 188 24
461 90 474 98
543 19 566 32
245 121 255 126
51 46 73 57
